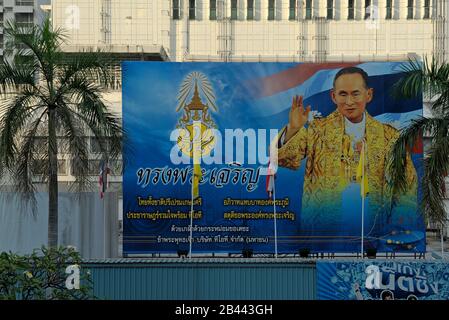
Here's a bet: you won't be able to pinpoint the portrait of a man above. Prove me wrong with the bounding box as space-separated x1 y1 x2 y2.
275 66 418 251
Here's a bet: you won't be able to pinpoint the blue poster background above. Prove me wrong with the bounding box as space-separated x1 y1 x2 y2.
122 62 424 255
317 261 449 300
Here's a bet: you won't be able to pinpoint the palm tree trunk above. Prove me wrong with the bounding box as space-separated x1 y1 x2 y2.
48 107 58 248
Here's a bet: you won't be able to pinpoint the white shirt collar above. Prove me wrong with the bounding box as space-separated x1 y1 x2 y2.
344 112 366 145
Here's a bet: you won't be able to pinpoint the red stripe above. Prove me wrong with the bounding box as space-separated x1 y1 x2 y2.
266 175 271 192
411 136 423 154
265 161 271 193
99 175 103 198
246 62 358 98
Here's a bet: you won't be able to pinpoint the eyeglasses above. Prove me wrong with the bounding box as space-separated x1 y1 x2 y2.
334 92 366 103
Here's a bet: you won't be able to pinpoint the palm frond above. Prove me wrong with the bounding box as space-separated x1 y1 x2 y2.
392 59 423 100
392 57 449 103
0 90 44 168
0 58 40 94
3 18 67 85
57 51 118 90
387 117 447 193
13 109 49 215
4 21 45 65
422 135 449 224
55 103 92 193
59 76 123 157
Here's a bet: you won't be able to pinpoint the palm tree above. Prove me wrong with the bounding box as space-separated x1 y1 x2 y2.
0 18 122 248
388 57 449 226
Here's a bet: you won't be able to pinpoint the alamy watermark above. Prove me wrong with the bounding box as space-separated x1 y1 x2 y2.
170 122 279 176
65 5 80 30
65 264 80 290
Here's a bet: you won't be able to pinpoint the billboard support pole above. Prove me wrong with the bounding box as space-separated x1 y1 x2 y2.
361 189 365 259
273 173 278 259
189 176 194 259
441 222 445 259
189 121 201 259
361 140 365 259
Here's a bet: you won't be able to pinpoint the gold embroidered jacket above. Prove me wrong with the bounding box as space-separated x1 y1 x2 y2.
277 110 417 225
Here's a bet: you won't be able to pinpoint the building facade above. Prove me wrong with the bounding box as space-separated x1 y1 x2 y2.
0 0 42 57
50 0 447 62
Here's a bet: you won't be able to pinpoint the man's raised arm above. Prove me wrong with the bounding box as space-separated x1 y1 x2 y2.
284 95 311 143
273 95 312 171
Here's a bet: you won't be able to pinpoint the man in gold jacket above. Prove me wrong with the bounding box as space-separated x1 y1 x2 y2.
276 67 418 250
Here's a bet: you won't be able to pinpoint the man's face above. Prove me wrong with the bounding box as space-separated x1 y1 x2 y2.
331 73 373 123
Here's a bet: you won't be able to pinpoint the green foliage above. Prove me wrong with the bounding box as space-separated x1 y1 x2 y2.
388 56 449 224
0 246 94 300
0 17 123 194
0 17 123 246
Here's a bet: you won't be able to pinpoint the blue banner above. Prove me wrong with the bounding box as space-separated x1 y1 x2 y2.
317 261 449 300
122 62 424 255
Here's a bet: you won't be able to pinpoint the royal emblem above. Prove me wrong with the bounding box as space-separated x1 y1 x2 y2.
176 72 217 158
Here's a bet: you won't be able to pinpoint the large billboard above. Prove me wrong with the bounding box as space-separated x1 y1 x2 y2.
122 62 424 255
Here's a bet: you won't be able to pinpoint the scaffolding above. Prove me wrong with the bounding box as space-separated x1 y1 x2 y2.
217 0 232 62
100 0 112 45
313 16 328 62
433 0 447 61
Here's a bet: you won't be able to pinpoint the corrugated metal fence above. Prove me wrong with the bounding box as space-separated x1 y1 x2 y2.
83 259 316 300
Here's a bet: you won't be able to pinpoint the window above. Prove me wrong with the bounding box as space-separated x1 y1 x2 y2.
84 159 121 176
15 0 34 5
327 0 333 20
189 0 195 20
56 138 69 154
173 0 180 20
407 0 413 19
71 158 88 176
109 160 123 176
33 137 47 154
305 0 312 20
31 159 66 175
348 0 354 20
32 159 46 175
15 12 33 27
88 160 103 176
247 0 254 20
72 159 109 176
289 0 296 21
58 160 67 175
268 0 275 20
210 0 217 20
386 0 392 19
231 0 238 20
364 0 371 20
90 137 111 153
32 137 72 154
423 0 430 19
